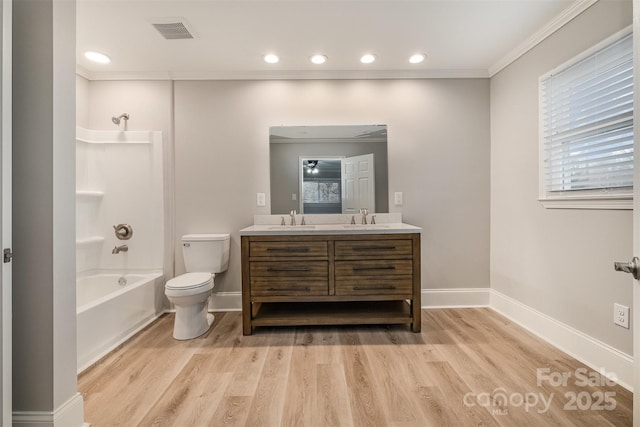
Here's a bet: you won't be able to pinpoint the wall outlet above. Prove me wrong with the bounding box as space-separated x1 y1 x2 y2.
292 193 297 201
394 192 403 206
256 193 266 207
614 303 630 329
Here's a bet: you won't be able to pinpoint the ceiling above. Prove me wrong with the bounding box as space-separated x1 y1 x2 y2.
77 0 585 80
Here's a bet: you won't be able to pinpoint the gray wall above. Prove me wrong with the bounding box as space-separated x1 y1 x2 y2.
490 0 633 354
173 79 491 293
81 78 490 295
13 0 80 416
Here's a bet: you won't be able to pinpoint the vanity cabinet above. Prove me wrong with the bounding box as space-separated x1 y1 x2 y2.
241 233 421 335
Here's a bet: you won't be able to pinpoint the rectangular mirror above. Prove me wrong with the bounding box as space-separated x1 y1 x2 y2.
270 125 388 215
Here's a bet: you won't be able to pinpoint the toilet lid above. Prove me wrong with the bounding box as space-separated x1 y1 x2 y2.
165 272 213 290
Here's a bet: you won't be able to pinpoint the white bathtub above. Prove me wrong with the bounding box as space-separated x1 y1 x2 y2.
77 271 164 373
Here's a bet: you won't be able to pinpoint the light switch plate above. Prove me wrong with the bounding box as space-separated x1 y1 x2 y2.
256 193 266 207
394 192 403 206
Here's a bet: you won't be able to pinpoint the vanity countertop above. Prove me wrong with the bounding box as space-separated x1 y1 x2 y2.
239 222 422 236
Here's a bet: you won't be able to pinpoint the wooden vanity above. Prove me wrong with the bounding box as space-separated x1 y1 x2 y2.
240 224 421 335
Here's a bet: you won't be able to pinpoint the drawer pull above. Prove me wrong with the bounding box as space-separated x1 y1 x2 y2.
266 247 311 253
267 267 311 272
352 246 396 251
268 287 311 292
353 285 396 291
352 266 396 271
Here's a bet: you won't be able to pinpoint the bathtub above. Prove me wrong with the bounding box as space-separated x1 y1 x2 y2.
77 271 164 373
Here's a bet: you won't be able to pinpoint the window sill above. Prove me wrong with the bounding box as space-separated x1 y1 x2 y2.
539 194 632 210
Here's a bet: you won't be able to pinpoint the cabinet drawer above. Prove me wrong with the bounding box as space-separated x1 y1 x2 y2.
252 279 328 296
336 277 413 296
250 261 328 278
335 240 412 259
335 260 413 277
250 241 328 258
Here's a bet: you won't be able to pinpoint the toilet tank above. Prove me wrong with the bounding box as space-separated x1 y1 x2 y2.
182 234 230 273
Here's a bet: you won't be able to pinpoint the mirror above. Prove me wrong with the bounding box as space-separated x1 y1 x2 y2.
270 125 388 215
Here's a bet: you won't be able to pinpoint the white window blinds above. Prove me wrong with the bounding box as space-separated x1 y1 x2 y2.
540 32 633 194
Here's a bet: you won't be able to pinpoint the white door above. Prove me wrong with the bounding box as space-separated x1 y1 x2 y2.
341 153 375 214
0 0 10 424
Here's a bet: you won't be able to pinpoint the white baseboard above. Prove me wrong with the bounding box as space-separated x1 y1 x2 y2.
13 393 84 427
210 291 242 312
422 287 490 308
490 289 633 391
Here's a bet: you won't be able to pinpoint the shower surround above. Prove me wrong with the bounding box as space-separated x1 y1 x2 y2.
75 127 165 372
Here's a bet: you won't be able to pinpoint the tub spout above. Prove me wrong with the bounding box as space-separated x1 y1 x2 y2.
112 244 128 254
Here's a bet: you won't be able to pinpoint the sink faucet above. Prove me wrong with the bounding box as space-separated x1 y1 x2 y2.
290 209 296 226
360 208 368 225
112 244 128 254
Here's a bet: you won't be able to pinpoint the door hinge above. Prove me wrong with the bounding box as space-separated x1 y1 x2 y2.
3 248 12 263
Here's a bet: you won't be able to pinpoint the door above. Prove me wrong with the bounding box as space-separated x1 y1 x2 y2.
341 153 375 214
0 0 10 424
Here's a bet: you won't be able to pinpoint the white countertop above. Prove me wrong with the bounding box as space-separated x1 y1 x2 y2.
239 222 422 236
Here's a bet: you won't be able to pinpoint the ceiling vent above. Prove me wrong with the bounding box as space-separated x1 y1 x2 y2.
151 19 195 40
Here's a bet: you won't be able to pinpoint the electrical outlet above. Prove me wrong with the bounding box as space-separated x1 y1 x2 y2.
256 193 266 207
614 303 630 329
292 193 297 201
394 192 403 206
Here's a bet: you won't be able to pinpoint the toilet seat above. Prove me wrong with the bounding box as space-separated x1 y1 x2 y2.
165 272 214 296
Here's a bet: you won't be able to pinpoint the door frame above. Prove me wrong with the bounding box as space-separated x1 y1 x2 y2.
0 0 11 424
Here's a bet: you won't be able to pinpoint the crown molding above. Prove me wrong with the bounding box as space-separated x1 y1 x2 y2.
488 0 598 77
77 67 489 81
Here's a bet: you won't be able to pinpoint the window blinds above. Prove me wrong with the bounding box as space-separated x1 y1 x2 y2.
541 33 633 193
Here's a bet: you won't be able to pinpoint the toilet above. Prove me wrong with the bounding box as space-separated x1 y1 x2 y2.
165 233 230 340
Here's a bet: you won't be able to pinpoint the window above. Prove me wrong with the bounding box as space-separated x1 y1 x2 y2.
539 29 633 209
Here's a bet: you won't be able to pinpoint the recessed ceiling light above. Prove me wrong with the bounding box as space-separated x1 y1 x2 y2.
360 54 376 64
409 53 426 64
264 54 279 64
84 51 111 64
310 54 327 65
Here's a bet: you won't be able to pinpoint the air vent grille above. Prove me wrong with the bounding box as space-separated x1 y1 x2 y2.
152 22 194 40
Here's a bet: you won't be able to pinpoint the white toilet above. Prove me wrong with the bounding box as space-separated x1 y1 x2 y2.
165 233 230 340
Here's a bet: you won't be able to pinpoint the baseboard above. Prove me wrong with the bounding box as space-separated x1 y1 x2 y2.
13 393 84 427
422 287 490 308
210 291 242 312
490 289 633 391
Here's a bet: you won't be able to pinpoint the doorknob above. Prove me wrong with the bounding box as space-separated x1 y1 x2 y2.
614 257 640 280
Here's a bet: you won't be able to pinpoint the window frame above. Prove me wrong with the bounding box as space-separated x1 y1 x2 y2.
538 26 633 210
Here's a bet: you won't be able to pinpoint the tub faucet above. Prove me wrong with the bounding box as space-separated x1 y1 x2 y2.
112 244 128 254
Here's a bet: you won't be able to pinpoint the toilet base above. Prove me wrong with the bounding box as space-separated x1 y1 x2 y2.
172 300 215 340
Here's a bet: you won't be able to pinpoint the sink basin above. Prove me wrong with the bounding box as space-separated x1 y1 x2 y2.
340 224 391 229
266 225 316 230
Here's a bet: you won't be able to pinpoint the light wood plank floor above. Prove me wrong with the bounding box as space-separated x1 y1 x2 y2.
79 308 632 426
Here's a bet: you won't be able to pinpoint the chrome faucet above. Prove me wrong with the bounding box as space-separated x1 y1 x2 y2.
290 209 296 226
360 208 369 225
112 244 128 254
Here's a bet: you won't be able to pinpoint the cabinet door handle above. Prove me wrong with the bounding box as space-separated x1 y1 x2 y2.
266 247 311 253
353 285 396 291
267 267 311 272
268 287 311 292
352 246 396 251
352 266 396 271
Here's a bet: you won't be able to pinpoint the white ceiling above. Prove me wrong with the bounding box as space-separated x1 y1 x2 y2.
77 0 585 80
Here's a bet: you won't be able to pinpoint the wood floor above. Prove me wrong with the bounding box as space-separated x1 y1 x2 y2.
78 308 632 426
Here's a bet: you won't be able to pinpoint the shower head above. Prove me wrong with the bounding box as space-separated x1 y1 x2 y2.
112 113 130 125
